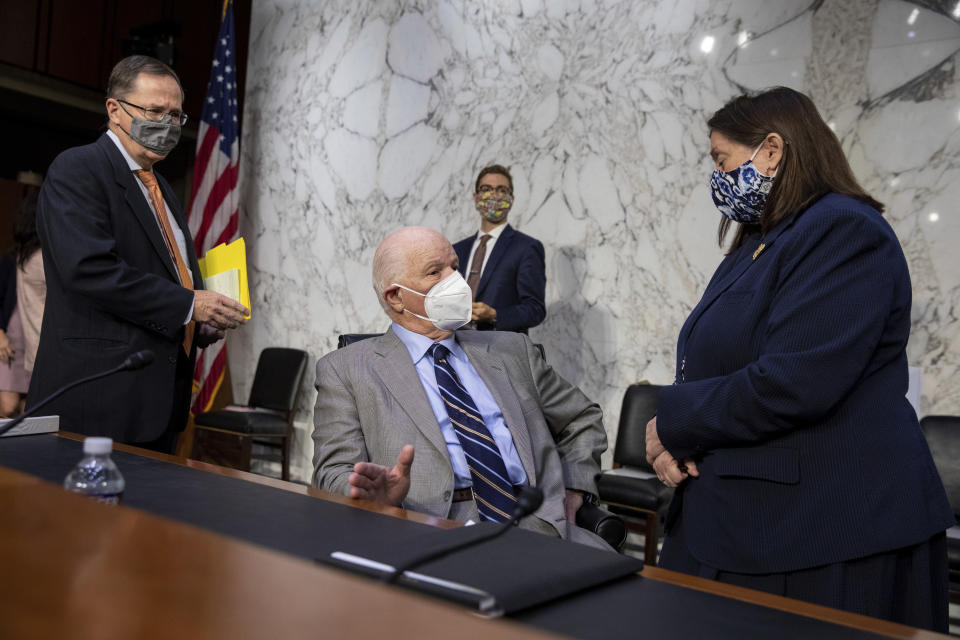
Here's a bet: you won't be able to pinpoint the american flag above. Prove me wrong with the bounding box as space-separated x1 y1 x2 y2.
187 0 240 415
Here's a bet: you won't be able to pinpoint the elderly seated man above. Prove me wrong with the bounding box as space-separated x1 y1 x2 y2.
312 226 609 548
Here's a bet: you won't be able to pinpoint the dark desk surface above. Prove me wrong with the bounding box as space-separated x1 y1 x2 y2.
0 433 947 639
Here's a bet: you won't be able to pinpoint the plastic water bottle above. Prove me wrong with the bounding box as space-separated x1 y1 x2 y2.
63 437 125 505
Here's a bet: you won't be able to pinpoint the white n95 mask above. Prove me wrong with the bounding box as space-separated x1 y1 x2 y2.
392 271 473 331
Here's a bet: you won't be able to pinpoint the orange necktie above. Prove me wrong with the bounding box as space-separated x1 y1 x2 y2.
135 170 195 355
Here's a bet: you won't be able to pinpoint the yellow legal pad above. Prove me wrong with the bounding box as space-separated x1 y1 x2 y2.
197 237 251 319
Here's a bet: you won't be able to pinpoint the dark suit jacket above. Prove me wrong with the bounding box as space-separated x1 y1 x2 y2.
28 133 202 443
454 224 546 333
656 193 954 575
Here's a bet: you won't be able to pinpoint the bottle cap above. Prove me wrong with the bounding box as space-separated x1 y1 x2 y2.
83 437 113 455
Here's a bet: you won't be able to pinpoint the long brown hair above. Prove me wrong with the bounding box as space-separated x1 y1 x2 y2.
708 87 883 250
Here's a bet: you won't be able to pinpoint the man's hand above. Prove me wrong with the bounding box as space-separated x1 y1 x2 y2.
0 330 12 364
471 302 497 324
193 291 248 331
645 416 666 465
563 489 584 523
348 445 414 506
196 322 225 348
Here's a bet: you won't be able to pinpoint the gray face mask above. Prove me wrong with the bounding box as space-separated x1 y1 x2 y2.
124 117 181 156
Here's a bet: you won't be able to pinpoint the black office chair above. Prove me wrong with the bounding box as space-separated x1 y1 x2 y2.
597 383 674 565
919 415 960 603
192 347 309 481
336 333 627 552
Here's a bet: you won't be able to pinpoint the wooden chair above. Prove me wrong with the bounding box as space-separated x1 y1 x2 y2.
191 347 308 481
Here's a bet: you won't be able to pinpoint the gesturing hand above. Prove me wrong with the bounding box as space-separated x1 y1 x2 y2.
348 445 415 507
193 290 248 331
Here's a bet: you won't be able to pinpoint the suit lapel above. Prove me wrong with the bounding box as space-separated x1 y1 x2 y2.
680 218 795 344
100 135 180 282
457 332 536 482
455 235 474 279
475 224 515 298
372 330 450 460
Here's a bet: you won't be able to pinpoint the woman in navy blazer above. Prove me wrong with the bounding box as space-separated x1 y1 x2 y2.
645 87 953 631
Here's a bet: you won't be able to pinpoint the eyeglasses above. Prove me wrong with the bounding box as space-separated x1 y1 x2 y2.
477 185 512 196
118 99 189 126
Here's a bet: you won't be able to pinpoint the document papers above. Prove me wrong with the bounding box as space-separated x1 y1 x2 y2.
198 237 251 318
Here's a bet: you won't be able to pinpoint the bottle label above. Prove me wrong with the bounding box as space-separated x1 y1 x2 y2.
89 492 123 506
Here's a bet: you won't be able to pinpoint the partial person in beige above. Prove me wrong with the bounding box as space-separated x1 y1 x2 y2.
14 186 45 373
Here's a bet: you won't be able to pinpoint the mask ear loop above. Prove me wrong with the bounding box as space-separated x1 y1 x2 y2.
750 143 778 178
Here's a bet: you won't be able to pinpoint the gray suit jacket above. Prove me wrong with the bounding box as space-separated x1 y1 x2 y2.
312 327 607 543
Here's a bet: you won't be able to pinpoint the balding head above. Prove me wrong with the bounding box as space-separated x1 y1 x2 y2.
372 227 461 338
372 226 449 311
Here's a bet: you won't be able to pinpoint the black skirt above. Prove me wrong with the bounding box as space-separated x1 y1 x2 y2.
659 515 948 633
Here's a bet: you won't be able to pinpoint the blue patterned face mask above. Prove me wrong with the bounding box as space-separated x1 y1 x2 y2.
709 145 776 223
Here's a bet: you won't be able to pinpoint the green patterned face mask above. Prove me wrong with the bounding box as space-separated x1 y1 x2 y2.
475 191 513 223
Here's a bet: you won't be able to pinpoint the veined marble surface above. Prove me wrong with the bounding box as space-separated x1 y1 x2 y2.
233 0 960 480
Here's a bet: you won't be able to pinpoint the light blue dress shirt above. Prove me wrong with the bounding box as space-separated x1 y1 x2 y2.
392 322 528 490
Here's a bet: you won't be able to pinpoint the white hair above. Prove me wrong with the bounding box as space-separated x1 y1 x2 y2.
371 226 446 314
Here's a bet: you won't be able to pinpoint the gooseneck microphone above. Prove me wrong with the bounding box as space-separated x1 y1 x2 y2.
0 349 155 437
385 485 544 585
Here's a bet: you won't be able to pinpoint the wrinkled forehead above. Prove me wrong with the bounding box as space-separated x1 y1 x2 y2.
407 235 455 272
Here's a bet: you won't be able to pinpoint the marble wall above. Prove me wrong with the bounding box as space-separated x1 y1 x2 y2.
233 0 960 481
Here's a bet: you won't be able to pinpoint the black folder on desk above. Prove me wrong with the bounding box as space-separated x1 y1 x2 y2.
325 522 643 616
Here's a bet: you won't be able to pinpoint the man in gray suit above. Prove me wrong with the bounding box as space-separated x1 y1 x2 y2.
312 227 609 548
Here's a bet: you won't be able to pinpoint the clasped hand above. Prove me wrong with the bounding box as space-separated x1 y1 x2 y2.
645 416 699 488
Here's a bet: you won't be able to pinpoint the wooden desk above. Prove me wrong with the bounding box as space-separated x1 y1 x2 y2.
0 465 548 639
0 433 949 639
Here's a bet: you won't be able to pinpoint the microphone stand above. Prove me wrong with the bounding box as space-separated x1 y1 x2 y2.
0 351 154 438
385 486 543 585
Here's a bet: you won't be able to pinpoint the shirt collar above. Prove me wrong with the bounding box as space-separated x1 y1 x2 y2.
391 322 463 364
106 129 146 172
477 221 508 240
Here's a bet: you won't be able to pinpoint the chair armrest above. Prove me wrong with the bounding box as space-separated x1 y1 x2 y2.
576 500 628 553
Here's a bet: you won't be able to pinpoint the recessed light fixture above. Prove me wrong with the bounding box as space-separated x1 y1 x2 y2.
737 31 750 48
953 1 960 18
908 8 919 25
700 36 715 53
928 212 940 222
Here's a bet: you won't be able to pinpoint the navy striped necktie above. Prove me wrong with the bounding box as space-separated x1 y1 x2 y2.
429 343 517 522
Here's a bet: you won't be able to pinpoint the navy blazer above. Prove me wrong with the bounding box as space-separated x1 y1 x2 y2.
453 224 546 333
28 133 202 443
657 193 953 574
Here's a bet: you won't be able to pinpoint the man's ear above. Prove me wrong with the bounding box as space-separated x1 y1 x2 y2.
105 98 121 126
383 285 403 312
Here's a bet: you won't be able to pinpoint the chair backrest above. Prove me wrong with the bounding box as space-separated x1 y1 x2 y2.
338 333 383 348
337 332 546 361
248 348 309 412
613 383 663 472
920 415 960 518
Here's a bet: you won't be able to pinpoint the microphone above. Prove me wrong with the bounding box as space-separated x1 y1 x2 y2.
385 485 544 584
0 350 156 437
121 350 155 371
